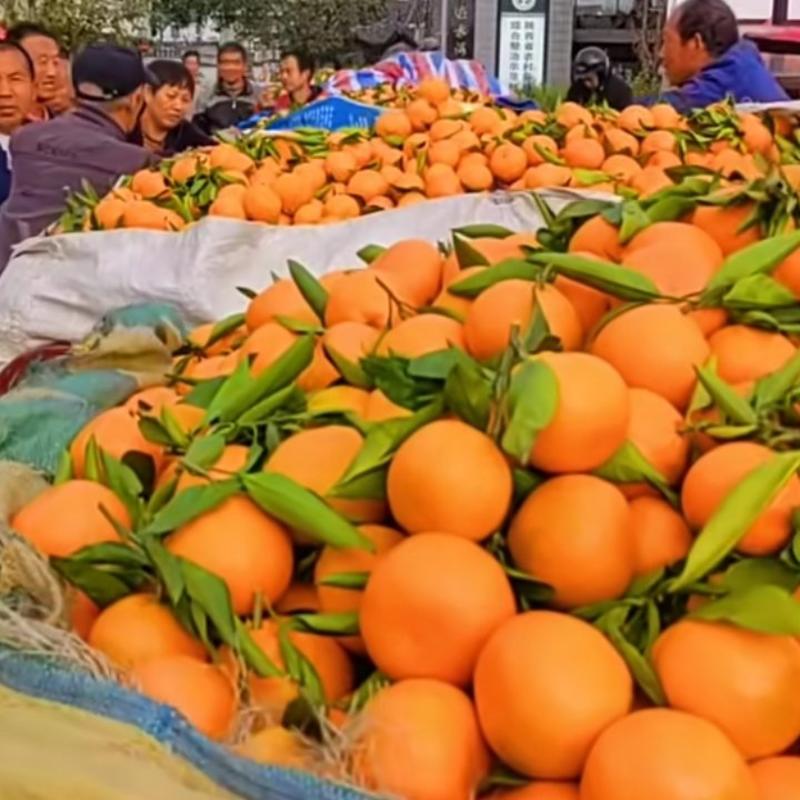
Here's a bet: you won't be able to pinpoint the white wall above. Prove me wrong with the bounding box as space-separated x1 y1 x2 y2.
790 0 800 20
667 0 771 20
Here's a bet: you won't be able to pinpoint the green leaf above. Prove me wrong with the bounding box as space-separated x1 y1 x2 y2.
53 450 73 485
617 200 651 244
141 536 186 606
691 584 800 635
184 433 226 471
723 558 800 593
324 343 373 389
243 472 373 550
447 259 538 298
68 541 149 568
453 233 491 268
238 383 307 425
501 360 559 465
512 468 545 504
573 169 613 188
288 260 328 323
50 558 143 608
595 440 673 498
182 377 227 410
237 620 283 678
357 243 387 263
84 437 103 483
645 195 701 224
205 313 245 349
529 252 663 302
671 452 800 591
99 450 144 525
706 229 800 293
694 365 757 425
522 304 562 355
328 467 387 501
180 558 238 645
144 480 240 535
754 349 800 410
293 611 360 636
205 336 314 424
361 356 442 410
317 571 370 590
160 407 191 449
146 475 177 517
347 671 390 714
275 315 324 335
452 223 513 239
723 274 797 311
278 621 326 707
332 401 443 495
443 359 492 430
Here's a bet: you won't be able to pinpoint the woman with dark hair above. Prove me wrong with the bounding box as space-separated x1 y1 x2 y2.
131 59 214 155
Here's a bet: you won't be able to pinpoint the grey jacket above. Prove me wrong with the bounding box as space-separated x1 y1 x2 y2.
0 104 152 270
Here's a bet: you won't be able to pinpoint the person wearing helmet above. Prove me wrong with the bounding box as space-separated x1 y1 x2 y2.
567 47 633 111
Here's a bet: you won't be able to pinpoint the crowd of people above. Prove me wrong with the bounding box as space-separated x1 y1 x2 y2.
0 0 791 271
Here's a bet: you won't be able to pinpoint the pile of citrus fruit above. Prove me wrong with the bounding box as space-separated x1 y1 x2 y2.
58 78 798 233
12 172 800 800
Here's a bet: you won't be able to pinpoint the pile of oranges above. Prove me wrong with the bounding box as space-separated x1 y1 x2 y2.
12 175 800 800
58 77 797 234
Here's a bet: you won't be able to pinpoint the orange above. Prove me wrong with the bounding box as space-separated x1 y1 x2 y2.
528 352 629 474
590 304 711 411
681 441 800 556
274 582 319 615
364 389 412 421
617 104 655 132
691 202 761 255
355 678 489 800
264 425 384 524
773 248 800 298
429 118 463 142
605 127 640 156
376 313 464 357
651 103 681 129
361 533 515 685
322 320 380 369
741 114 774 155
307 385 370 417
121 200 185 231
375 109 413 141
68 589 99 640
489 143 528 184
509 475 633 608
653 620 800 759
647 150 682 169
324 193 361 220
245 277 320 330
273 172 315 215
407 98 438 131
708 325 796 385
491 784 579 800
567 214 623 261
315 524 404 653
601 154 642 184
618 388 689 494
580 708 756 800
242 184 282 223
370 238 444 306
170 154 204 183
178 353 237 391
751 757 800 800
552 274 610 332
175 444 249 491
209 142 254 173
555 102 593 129
241 323 337 392
348 169 390 202
475 611 632 779
130 169 168 199
208 183 247 219
522 134 559 166
167 495 293 615
457 159 494 191
398 190 427 208
622 242 721 297
631 166 674 196
424 163 463 198
387 419 513 541
624 221 724 265
464 280 583 362
236 726 309 768
428 138 461 168
524 163 572 189
94 194 129 229
433 265 485 319
186 324 243 356
293 198 324 224
640 129 677 155
239 620 353 718
629 495 692 576
324 269 410 329
130 655 235 740
324 150 358 183
89 593 206 668
12 480 129 558
469 105 503 135
417 76 451 105
70 406 165 478
562 138 605 170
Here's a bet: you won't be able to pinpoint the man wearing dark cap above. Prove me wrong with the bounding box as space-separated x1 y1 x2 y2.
0 43 153 270
566 47 633 111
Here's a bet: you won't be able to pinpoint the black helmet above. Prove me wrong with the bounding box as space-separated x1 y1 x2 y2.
573 47 610 81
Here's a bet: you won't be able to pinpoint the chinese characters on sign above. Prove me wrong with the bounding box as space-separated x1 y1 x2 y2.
446 0 476 60
497 0 549 90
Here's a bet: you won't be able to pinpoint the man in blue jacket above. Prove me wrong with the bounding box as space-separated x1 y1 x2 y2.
660 0 788 112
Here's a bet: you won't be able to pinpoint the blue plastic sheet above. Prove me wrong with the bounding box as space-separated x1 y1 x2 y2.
239 97 383 133
0 650 370 800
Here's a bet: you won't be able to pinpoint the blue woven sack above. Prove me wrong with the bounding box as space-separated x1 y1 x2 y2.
240 98 383 133
0 650 371 800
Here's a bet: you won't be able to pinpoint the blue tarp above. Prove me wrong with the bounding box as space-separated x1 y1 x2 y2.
0 650 370 800
239 97 383 133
